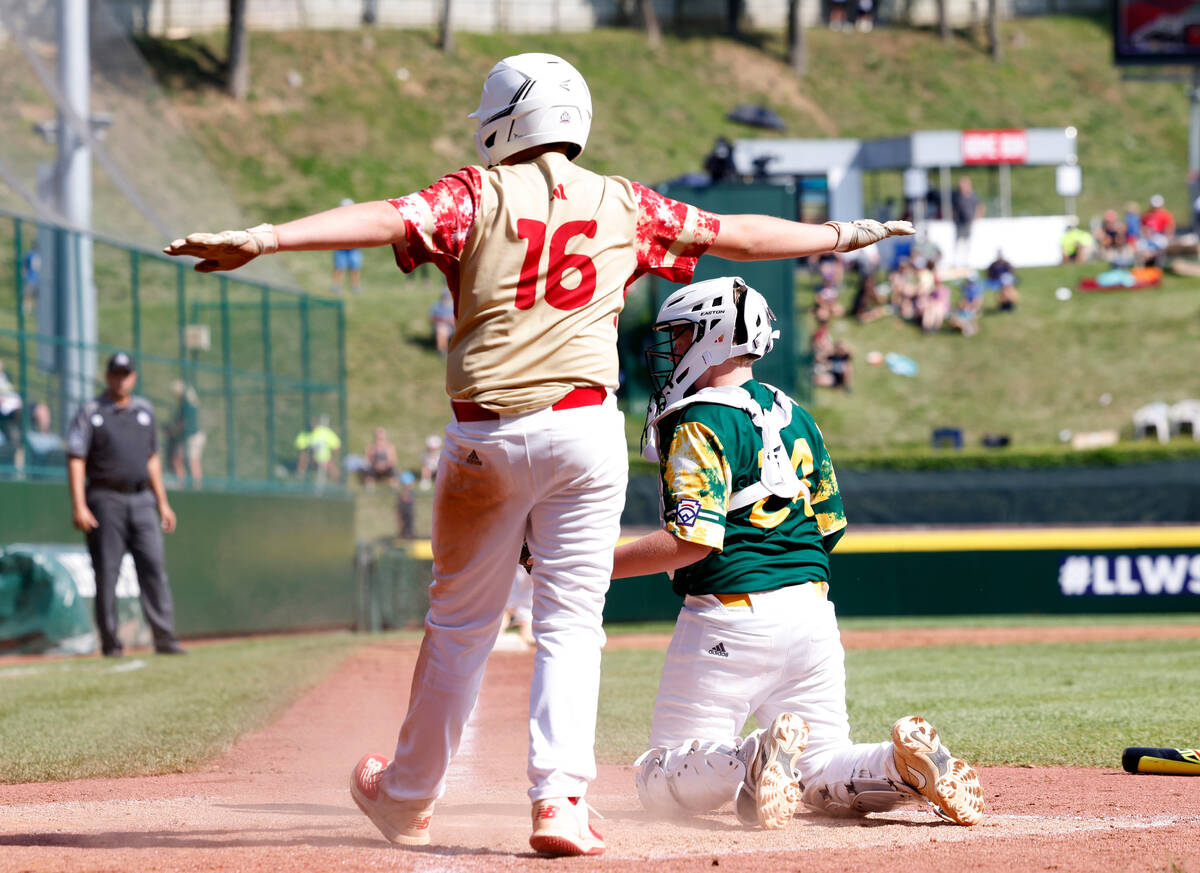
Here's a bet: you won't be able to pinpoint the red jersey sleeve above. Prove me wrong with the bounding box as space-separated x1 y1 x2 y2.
387 167 483 273
631 182 720 285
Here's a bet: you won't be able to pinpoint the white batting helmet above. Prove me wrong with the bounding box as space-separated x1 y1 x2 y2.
469 53 592 168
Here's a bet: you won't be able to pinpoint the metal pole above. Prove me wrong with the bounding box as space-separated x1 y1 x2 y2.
56 0 96 421
130 250 141 362
1190 67 1200 226
176 263 187 380
220 277 235 482
300 295 311 429
261 287 276 481
336 299 348 472
14 219 30 466
999 163 1012 218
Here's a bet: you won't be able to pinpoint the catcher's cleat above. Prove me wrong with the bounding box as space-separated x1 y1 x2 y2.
891 715 984 826
529 796 605 856
349 753 436 845
735 712 809 829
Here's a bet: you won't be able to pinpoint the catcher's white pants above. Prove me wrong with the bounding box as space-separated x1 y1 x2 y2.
649 583 898 794
384 394 626 804
506 565 534 626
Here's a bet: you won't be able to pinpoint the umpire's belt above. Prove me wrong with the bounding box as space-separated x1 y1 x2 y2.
87 478 148 493
451 386 606 422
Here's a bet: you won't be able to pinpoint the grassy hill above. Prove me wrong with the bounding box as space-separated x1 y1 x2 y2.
101 19 1200 470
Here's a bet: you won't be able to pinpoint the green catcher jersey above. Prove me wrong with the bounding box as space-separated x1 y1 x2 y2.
656 379 846 597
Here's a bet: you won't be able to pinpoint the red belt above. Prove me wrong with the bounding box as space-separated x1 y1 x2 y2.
451 386 606 422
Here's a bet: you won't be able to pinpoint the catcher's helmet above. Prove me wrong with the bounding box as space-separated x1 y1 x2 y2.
641 277 778 453
469 53 592 167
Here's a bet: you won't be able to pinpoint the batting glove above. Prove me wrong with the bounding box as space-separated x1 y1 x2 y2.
825 219 914 253
163 223 279 272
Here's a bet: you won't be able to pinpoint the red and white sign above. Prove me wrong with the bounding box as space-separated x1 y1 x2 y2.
961 129 1028 165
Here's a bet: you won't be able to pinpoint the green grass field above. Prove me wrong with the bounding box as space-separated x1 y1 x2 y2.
0 632 359 783
598 636 1200 767
3 621 1197 783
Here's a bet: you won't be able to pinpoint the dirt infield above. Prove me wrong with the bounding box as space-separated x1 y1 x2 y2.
3 627 1199 873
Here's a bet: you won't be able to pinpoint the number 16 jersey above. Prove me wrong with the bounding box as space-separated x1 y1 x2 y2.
388 151 719 413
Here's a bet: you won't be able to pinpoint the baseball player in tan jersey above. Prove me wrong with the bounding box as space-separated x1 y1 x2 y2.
164 52 913 856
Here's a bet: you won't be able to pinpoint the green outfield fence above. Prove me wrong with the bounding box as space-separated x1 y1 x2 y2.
0 210 347 493
356 527 1200 629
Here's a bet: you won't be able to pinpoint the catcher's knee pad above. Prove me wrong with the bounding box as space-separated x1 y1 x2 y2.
801 776 923 817
634 740 745 817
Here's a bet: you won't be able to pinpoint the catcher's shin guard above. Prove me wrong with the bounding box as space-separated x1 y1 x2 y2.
891 715 984 826
634 739 745 817
801 775 923 817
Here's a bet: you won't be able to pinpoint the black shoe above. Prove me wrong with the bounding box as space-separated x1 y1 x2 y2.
155 641 187 655
102 647 124 658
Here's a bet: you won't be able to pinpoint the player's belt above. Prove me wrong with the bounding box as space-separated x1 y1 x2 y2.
451 386 606 422
714 582 828 608
714 593 754 608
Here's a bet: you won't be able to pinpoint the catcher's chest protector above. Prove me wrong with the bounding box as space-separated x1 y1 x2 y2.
652 383 805 515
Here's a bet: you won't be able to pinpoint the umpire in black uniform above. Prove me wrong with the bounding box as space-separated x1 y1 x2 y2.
66 352 185 657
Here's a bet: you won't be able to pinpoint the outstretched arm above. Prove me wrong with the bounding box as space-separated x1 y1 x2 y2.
708 213 913 261
164 201 406 272
612 528 713 579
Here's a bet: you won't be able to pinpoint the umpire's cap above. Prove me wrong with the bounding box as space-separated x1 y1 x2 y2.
106 352 136 374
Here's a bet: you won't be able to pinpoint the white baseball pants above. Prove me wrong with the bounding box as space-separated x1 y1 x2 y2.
383 394 627 804
649 583 898 794
506 565 534 626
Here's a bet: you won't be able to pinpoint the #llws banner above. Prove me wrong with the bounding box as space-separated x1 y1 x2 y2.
1058 554 1200 597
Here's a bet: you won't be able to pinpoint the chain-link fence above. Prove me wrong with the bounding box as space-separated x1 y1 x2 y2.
0 209 347 492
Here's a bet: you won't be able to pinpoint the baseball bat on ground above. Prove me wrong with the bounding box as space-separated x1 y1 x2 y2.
1121 747 1200 775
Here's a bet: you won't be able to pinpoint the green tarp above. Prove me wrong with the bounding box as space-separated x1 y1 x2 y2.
0 544 149 655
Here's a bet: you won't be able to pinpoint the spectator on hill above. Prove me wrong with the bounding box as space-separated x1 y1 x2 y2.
165 380 204 487
1141 194 1175 239
815 338 854 392
856 0 876 31
429 286 455 357
850 261 890 323
418 433 441 492
26 401 65 465
921 279 952 333
984 251 1019 311
0 358 23 457
1095 209 1133 265
1134 223 1169 268
395 470 416 539
829 0 850 30
296 416 342 487
21 248 40 315
948 274 984 337
1060 218 1096 264
889 258 920 321
814 250 844 290
950 177 983 267
1123 201 1142 245
361 426 398 490
912 255 937 318
332 198 364 295
814 279 845 321
811 313 834 364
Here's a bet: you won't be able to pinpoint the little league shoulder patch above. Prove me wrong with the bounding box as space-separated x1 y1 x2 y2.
675 497 701 527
